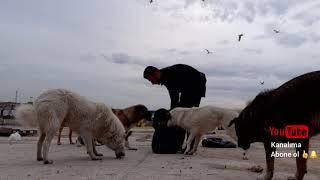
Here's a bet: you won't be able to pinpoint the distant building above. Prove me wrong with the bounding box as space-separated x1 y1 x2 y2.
0 102 20 119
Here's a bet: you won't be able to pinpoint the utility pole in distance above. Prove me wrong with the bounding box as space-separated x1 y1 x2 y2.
15 90 18 103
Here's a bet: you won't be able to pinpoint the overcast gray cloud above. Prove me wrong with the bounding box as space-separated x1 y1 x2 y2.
292 3 320 27
161 48 190 56
243 48 263 54
0 0 319 110
276 33 307 47
111 53 131 64
216 40 231 45
153 0 316 23
310 32 320 43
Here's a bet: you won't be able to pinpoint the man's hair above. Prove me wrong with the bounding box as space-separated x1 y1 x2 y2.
143 66 158 78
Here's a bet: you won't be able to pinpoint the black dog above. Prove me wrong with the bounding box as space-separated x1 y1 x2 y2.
151 108 185 154
229 71 320 180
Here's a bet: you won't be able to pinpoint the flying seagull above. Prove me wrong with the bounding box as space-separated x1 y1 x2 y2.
205 49 212 54
260 81 264 85
238 34 244 42
273 29 280 33
101 54 109 61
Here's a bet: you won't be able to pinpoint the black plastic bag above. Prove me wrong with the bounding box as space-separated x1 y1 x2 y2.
201 137 236 148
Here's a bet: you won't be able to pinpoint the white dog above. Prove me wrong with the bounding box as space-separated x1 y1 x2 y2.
16 89 126 164
8 132 22 145
153 106 238 155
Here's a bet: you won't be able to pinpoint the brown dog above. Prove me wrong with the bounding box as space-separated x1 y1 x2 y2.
229 71 320 180
112 104 152 150
58 104 152 150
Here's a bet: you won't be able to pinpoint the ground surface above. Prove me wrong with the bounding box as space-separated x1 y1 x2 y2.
0 127 319 180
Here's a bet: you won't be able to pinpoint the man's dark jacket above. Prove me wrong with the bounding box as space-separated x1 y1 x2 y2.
159 64 206 109
151 64 206 154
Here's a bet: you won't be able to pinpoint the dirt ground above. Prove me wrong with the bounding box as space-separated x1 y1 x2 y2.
0 128 319 180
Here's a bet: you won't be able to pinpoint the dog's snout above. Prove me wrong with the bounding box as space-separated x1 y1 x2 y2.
145 111 153 121
116 152 125 159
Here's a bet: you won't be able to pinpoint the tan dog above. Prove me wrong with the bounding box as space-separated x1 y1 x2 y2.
16 89 126 164
112 105 152 150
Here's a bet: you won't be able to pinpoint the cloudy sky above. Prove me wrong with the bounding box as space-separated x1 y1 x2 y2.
0 0 319 109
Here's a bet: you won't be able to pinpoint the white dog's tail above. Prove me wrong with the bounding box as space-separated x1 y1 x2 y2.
15 104 38 127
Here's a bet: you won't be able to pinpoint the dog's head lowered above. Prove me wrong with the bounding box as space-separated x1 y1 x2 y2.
228 92 270 150
134 104 152 121
95 103 126 159
152 108 171 129
97 132 126 159
103 131 126 159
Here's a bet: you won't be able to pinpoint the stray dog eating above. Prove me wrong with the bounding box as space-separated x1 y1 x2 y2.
16 89 126 164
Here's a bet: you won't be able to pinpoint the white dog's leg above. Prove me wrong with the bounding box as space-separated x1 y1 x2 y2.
92 140 103 156
182 131 188 150
42 131 55 164
184 133 195 155
82 134 102 160
37 132 46 161
187 135 201 155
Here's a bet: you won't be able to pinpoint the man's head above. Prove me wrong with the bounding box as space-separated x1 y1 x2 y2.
144 66 161 84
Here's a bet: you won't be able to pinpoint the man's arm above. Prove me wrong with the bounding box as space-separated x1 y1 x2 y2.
168 88 179 110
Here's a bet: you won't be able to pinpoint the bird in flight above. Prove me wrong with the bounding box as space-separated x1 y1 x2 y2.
101 54 109 61
260 81 264 85
273 29 280 33
238 34 244 42
205 49 212 54
150 0 153 3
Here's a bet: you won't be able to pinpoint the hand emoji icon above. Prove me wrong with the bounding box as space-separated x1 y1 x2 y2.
302 150 308 159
